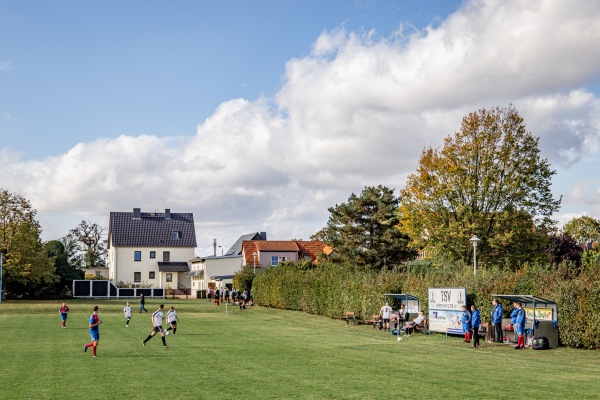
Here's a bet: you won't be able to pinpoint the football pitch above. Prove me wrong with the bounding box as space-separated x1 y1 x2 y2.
0 299 599 400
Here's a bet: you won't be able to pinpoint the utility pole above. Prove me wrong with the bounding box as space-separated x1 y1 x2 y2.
0 252 3 304
213 239 217 257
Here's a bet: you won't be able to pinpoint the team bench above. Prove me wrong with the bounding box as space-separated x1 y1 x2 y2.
365 314 381 328
344 311 356 325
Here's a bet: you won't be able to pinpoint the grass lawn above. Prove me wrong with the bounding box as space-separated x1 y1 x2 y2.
0 299 599 400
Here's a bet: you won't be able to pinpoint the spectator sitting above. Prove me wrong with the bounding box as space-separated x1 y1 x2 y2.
404 311 426 336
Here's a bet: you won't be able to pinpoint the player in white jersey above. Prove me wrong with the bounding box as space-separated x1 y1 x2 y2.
142 304 168 348
123 302 132 327
164 306 179 335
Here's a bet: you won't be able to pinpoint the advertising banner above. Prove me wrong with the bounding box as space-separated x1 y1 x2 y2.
524 307 553 321
428 287 467 333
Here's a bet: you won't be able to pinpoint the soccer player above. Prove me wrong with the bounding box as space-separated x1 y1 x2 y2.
84 306 102 357
165 306 179 335
142 304 169 348
124 301 132 327
59 303 69 329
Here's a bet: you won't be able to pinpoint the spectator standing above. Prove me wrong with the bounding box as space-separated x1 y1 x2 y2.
380 302 393 330
461 305 471 343
397 304 407 330
491 299 503 343
215 288 220 305
470 304 481 348
225 288 230 303
510 304 519 343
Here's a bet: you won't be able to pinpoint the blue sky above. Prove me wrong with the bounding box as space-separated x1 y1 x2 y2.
1 0 599 255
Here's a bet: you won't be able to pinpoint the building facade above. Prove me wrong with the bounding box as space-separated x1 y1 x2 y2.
107 208 196 289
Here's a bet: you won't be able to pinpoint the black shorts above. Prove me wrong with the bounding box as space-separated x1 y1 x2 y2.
154 326 163 333
383 318 390 323
169 321 177 327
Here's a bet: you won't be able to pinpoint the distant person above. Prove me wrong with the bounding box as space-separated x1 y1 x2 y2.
491 299 503 343
404 310 426 336
142 304 168 348
514 302 526 350
510 304 519 343
461 305 471 343
470 304 481 348
84 306 102 357
124 301 132 327
59 303 69 329
139 293 148 313
215 288 220 305
380 302 393 330
165 306 179 335
224 288 230 303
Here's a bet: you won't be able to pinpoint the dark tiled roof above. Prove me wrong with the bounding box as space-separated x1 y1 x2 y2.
158 262 189 272
109 210 197 248
224 232 266 256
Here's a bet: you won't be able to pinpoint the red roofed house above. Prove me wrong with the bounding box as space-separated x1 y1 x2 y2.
241 240 331 268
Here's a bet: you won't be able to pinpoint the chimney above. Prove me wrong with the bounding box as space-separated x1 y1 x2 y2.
165 209 171 220
260 232 267 240
133 208 141 219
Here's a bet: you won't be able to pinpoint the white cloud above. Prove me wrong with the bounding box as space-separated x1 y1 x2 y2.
2 0 600 250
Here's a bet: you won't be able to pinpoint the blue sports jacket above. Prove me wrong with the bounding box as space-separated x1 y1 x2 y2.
471 310 481 328
515 307 526 329
461 310 471 332
510 307 518 323
492 304 503 324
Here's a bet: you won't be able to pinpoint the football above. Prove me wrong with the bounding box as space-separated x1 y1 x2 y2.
165 331 170 335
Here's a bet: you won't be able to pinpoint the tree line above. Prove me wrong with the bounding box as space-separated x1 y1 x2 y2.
0 189 107 299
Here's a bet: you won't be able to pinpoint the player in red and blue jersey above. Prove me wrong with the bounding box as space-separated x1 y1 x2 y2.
59 303 69 329
84 306 102 357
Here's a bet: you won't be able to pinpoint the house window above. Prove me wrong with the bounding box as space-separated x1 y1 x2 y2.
149 271 155 279
163 251 170 262
172 230 180 239
134 272 141 282
134 251 141 261
271 256 279 266
166 273 173 282
95 271 101 277
150 251 156 259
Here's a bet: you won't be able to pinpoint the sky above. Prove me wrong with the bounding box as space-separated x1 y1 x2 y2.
1 0 600 256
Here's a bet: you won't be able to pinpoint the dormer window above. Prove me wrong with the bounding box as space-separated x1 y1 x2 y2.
172 230 181 239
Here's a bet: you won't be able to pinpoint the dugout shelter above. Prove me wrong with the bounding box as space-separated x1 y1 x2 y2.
492 294 559 349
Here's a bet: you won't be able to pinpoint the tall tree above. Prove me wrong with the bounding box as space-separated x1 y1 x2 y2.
0 189 55 298
46 240 84 298
68 221 107 269
563 216 600 247
399 105 561 266
313 185 415 270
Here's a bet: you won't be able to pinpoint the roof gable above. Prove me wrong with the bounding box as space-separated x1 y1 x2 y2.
241 240 329 265
109 209 197 248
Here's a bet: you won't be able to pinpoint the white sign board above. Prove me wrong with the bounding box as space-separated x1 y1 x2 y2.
428 287 467 311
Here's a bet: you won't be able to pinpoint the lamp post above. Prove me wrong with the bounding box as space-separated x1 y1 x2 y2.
253 252 257 274
470 235 480 276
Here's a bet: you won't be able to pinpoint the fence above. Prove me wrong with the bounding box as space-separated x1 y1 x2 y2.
72 280 165 299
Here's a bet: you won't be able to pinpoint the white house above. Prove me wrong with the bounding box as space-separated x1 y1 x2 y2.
188 232 267 294
107 208 197 290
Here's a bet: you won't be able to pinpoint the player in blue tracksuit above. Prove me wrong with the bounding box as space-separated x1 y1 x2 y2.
514 302 526 349
461 305 471 343
510 305 519 343
470 304 481 347
491 299 503 343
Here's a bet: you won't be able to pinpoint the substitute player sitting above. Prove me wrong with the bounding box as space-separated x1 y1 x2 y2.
165 306 179 335
142 304 169 348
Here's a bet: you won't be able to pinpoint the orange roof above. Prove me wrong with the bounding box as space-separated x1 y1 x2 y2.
241 239 331 266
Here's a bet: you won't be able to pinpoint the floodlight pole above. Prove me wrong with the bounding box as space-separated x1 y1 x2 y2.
470 235 480 276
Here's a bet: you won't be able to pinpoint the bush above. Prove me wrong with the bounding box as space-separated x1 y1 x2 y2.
253 260 600 349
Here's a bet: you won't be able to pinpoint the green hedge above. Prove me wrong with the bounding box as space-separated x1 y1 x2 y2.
251 261 600 349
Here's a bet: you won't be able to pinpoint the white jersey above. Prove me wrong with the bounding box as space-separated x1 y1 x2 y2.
166 310 177 323
124 305 132 318
152 310 163 326
381 305 393 319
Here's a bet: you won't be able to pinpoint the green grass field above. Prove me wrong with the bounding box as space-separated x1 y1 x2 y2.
1 299 599 400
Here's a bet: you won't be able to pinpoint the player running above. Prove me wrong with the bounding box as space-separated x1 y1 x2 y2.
142 304 169 348
165 306 179 335
84 306 102 357
59 303 69 329
124 301 132 327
